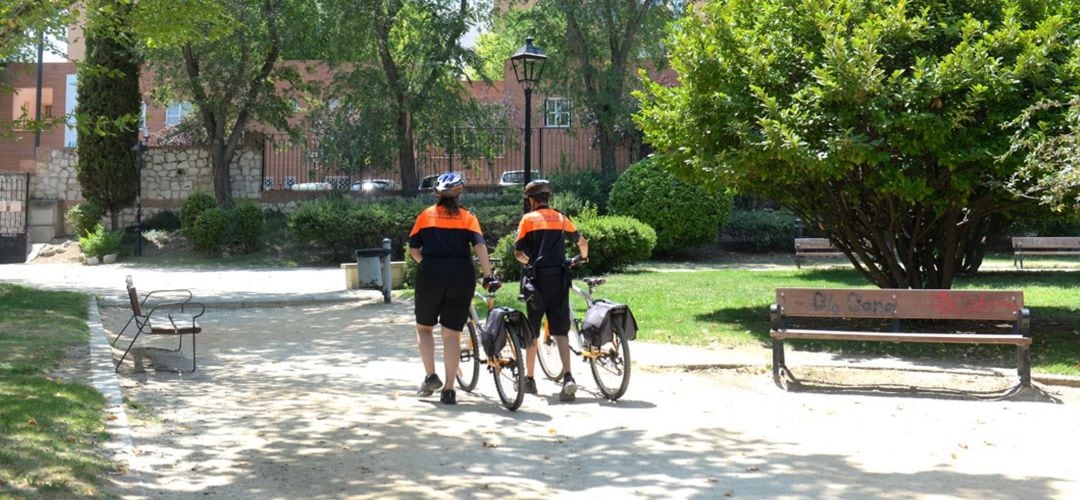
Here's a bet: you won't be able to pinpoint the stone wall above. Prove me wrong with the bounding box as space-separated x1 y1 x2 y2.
28 145 262 229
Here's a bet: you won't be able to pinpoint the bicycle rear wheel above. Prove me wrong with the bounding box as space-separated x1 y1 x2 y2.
492 330 525 411
536 319 561 380
589 320 631 400
456 322 480 392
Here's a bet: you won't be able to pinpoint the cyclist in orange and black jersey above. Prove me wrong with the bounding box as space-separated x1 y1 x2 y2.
409 172 495 405
514 179 588 402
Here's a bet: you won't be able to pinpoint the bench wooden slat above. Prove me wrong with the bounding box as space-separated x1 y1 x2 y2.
775 288 1023 321
1012 236 1080 249
795 238 839 250
1015 250 1080 255
771 329 1031 345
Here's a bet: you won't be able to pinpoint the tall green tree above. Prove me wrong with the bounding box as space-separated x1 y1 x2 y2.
75 0 141 229
478 0 680 177
315 0 485 196
134 0 308 207
636 0 1080 289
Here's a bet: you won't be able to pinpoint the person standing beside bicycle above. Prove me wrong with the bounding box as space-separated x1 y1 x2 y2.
514 179 588 402
409 172 496 405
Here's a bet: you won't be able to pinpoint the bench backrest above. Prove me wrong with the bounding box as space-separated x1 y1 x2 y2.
126 275 142 317
794 238 837 250
1012 236 1080 249
774 288 1023 321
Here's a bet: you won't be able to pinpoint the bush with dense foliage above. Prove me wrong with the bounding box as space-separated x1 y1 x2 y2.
608 158 731 254
180 192 219 240
575 215 656 274
190 207 230 256
723 209 798 252
65 202 104 238
547 169 619 214
231 200 264 253
287 194 363 261
77 223 123 259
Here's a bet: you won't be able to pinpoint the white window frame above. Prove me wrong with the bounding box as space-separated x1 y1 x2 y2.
165 101 193 127
543 97 571 128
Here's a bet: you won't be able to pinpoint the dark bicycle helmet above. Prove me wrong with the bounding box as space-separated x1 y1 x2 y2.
434 172 464 197
523 179 552 198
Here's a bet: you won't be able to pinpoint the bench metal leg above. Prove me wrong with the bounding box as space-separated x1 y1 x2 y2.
772 339 787 387
1018 345 1031 387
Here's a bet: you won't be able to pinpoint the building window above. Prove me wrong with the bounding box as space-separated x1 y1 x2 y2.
165 101 193 127
544 97 571 128
11 87 54 122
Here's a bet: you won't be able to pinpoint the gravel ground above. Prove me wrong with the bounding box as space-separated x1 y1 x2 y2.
89 300 1080 499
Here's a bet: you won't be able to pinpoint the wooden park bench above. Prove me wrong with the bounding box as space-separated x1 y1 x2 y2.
794 238 844 268
113 275 205 373
1011 236 1080 269
769 288 1032 389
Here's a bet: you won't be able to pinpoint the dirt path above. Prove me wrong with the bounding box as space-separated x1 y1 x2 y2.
97 301 1080 499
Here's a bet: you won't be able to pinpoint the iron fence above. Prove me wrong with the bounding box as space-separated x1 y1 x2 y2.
262 126 641 192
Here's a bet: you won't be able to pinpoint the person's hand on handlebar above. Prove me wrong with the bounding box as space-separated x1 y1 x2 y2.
482 276 502 293
569 255 589 268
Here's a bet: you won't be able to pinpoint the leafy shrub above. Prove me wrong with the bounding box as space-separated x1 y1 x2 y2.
180 192 218 240
231 200 264 253
551 191 587 218
574 215 656 274
492 233 522 281
547 169 618 214
470 203 522 245
607 158 732 254
190 207 230 256
288 194 363 261
66 202 104 237
723 209 798 252
1007 204 1080 237
78 223 123 259
402 254 418 287
141 210 181 231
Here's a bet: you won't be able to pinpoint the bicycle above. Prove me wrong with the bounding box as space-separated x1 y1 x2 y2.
456 277 528 411
534 265 632 401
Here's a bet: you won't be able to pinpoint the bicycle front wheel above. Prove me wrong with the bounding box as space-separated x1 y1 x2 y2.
536 319 561 380
589 320 631 400
456 322 480 392
492 330 525 411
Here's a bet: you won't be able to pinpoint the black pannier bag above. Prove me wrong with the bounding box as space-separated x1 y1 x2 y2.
482 307 533 357
580 299 638 346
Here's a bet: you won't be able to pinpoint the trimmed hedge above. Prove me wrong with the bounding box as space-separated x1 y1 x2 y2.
722 209 798 252
180 192 218 241
231 200 264 253
575 215 656 274
191 207 230 256
608 158 732 254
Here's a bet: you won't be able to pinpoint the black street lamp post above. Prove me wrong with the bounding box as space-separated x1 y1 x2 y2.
132 130 148 256
510 36 547 193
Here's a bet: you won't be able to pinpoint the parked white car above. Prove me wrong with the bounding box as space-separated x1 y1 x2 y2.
350 179 398 192
498 170 543 187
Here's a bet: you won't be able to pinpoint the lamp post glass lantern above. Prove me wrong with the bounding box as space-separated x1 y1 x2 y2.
510 37 547 191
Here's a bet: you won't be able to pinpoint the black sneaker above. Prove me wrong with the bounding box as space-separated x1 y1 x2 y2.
440 389 456 405
416 374 442 397
524 376 538 395
559 374 577 402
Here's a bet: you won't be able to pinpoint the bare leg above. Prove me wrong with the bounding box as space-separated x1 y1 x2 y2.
441 327 460 391
416 324 436 376
555 336 572 378
525 342 537 378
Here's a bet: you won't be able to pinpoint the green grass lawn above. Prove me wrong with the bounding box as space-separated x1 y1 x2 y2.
0 283 113 498
485 265 1080 376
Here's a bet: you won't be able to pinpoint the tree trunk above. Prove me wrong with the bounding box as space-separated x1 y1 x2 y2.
211 138 232 209
397 109 418 197
596 123 618 177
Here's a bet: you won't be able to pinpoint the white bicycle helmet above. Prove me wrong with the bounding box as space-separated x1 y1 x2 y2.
434 172 464 197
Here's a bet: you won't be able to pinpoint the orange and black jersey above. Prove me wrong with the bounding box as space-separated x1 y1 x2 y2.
409 205 485 258
514 207 580 269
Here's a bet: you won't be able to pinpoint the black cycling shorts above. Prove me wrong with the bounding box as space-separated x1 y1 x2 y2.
414 257 475 331
526 271 571 339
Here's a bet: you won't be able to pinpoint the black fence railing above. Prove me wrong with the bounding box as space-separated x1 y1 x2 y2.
261 126 641 192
